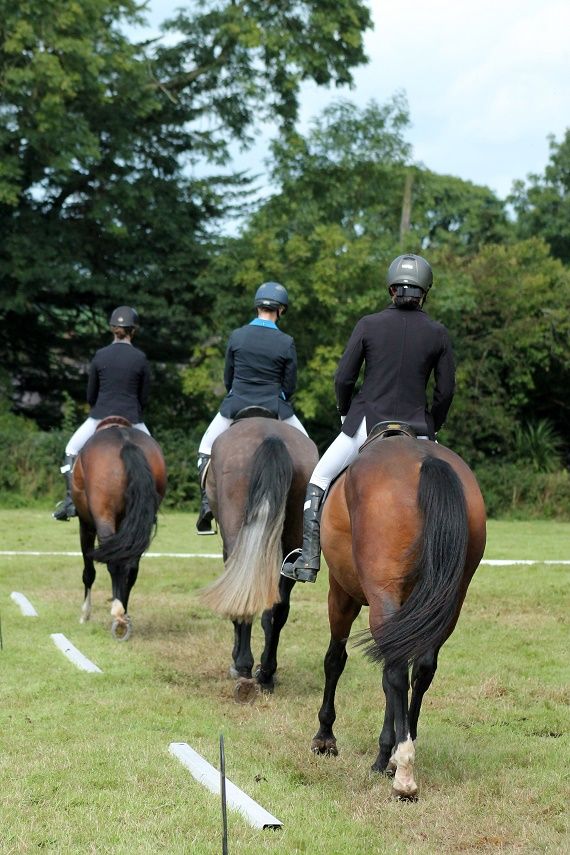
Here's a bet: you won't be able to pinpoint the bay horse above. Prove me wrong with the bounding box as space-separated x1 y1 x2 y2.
312 430 486 799
71 417 167 639
199 413 318 701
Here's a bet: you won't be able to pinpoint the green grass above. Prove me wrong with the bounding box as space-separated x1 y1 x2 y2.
1 512 568 854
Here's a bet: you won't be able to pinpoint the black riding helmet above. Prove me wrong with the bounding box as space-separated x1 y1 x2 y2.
386 254 433 300
109 306 139 327
254 282 289 313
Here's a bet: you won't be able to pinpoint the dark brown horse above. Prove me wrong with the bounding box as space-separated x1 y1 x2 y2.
71 417 167 639
200 415 318 700
312 434 486 799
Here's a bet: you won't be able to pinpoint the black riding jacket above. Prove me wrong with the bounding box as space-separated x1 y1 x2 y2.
336 304 455 440
87 341 151 424
219 319 297 419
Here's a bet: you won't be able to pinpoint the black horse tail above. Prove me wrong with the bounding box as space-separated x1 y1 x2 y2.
243 435 294 528
91 441 160 565
364 456 469 669
200 435 294 621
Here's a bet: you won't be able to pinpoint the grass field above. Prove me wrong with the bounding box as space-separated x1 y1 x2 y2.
1 511 568 854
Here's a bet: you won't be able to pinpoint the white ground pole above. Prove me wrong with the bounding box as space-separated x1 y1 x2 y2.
169 742 282 830
2 551 570 565
10 591 38 616
50 633 102 673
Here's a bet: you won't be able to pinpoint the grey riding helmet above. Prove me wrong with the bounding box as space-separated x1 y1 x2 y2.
386 254 433 299
109 306 140 327
254 282 289 313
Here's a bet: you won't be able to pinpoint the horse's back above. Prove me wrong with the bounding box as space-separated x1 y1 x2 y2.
73 426 167 521
208 418 318 550
321 438 486 603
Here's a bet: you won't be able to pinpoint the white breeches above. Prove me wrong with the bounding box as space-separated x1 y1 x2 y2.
310 419 428 492
198 411 309 456
65 417 150 456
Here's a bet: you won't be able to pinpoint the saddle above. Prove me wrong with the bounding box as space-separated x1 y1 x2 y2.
96 415 132 431
359 421 417 454
232 406 278 422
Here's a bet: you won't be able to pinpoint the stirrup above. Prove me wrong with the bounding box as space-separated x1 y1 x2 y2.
280 549 318 583
52 500 76 521
196 510 216 535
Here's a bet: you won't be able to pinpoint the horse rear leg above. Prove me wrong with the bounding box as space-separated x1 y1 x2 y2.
256 576 295 692
79 520 96 624
409 648 439 741
383 662 418 800
231 620 254 678
312 581 361 756
108 559 139 640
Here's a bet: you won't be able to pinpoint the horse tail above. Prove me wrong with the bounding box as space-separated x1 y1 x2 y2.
91 441 160 565
200 435 294 621
364 455 469 669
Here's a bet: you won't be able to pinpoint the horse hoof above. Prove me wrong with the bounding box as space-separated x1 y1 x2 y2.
234 677 259 705
111 616 132 641
392 788 419 802
254 666 275 693
311 738 338 756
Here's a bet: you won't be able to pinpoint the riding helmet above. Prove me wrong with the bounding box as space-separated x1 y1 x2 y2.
109 306 140 327
386 254 433 297
254 282 289 313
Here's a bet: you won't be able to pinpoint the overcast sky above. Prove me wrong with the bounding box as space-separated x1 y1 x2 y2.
142 0 570 199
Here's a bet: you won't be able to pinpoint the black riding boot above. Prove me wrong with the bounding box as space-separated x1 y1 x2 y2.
196 453 215 535
281 484 325 583
52 454 77 521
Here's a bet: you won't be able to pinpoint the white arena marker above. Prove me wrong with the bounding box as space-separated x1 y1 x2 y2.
10 591 38 616
169 742 282 830
50 633 102 673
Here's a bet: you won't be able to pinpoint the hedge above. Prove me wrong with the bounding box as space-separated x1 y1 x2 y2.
2 428 570 519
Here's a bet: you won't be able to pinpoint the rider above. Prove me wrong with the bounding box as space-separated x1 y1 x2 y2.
52 306 151 521
196 281 308 534
281 253 456 583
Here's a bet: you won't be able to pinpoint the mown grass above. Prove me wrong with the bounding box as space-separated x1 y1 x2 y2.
0 511 568 854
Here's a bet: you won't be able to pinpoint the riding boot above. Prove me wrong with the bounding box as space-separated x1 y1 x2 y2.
196 453 215 535
281 484 325 583
52 454 77 521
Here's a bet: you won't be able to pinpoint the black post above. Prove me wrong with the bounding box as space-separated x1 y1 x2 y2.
220 733 228 854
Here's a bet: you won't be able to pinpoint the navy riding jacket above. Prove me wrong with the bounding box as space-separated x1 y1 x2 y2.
87 341 151 424
219 319 298 419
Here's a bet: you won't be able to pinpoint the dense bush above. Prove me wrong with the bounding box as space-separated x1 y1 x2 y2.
3 426 570 520
0 427 203 511
474 463 570 520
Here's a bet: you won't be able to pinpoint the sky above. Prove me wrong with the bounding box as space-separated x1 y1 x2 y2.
140 0 570 200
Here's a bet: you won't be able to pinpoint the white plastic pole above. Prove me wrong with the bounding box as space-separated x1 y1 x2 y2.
50 633 102 673
10 592 38 616
169 742 282 830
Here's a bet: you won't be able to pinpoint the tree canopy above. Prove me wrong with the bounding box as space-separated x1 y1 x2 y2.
0 0 371 426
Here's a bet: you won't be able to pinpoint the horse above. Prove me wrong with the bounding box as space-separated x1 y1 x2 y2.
311 428 486 799
71 416 167 640
199 413 319 701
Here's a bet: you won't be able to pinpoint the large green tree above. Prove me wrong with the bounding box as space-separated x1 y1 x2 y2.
0 0 372 428
185 98 514 448
510 129 570 265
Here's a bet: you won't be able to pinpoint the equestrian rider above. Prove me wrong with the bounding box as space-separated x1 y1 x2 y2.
281 253 456 582
196 281 309 534
52 306 151 521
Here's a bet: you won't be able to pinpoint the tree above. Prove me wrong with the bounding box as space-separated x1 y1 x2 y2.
187 98 513 448
510 129 570 264
0 0 372 428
